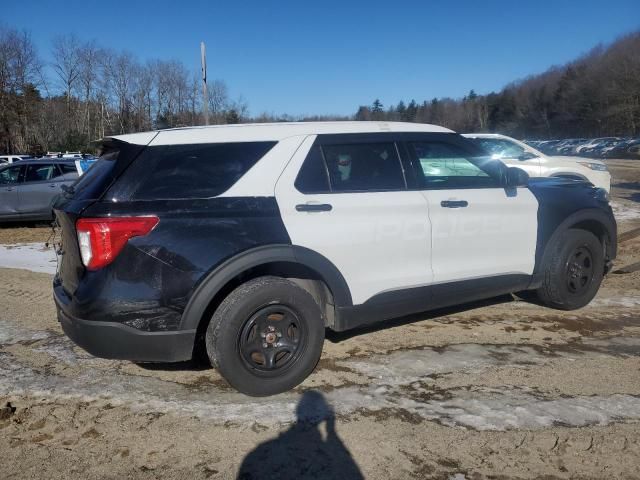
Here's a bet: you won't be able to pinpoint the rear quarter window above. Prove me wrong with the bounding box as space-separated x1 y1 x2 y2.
116 142 276 200
68 150 119 200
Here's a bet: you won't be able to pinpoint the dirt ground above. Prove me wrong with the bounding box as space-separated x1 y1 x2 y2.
1 161 639 479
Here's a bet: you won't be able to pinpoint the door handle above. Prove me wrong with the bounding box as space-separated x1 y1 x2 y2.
295 203 332 212
49 184 57 188
441 200 468 208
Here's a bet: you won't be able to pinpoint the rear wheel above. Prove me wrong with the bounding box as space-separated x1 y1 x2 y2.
205 276 325 396
535 229 604 310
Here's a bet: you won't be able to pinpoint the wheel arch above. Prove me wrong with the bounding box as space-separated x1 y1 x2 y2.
534 208 617 281
179 245 352 345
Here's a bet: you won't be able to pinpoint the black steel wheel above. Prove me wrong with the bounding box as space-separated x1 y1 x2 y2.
565 246 594 295
206 276 325 396
238 305 306 374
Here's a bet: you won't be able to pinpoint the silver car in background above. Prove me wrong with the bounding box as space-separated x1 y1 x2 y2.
0 159 80 222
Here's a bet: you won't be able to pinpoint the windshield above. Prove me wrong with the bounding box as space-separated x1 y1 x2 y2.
472 138 527 159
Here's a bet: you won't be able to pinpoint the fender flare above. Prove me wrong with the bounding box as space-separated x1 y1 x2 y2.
533 207 617 279
178 244 352 331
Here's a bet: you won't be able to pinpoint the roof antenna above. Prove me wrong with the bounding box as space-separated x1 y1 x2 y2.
201 42 209 126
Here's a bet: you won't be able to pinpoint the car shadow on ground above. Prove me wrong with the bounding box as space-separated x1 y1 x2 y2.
237 390 364 480
326 294 515 343
613 182 640 191
135 359 211 371
136 295 517 372
0 221 52 229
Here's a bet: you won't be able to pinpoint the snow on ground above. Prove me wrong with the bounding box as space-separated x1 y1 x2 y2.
0 243 57 274
2 317 640 431
0 321 50 345
611 200 640 223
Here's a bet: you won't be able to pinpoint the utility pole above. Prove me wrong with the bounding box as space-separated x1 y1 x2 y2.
201 42 209 125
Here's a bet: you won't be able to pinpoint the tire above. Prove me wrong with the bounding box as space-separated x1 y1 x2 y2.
535 229 604 310
205 276 325 396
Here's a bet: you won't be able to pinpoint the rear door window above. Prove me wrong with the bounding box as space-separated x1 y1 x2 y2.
322 143 405 192
25 163 62 182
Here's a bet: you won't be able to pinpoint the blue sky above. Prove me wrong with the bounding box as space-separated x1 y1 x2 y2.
3 0 639 116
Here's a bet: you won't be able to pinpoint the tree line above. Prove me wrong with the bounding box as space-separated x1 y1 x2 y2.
0 26 246 154
1 26 638 155
355 31 640 139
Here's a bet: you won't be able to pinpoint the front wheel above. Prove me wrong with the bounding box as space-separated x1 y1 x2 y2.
205 276 325 396
535 229 605 310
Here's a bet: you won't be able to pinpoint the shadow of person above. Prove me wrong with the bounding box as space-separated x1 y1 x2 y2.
237 390 364 480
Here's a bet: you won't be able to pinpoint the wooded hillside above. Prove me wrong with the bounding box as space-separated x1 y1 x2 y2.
355 32 640 139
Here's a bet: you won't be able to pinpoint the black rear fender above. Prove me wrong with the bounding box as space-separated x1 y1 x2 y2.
179 245 352 333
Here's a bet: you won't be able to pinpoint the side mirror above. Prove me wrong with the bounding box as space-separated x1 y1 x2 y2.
505 167 529 188
518 152 537 161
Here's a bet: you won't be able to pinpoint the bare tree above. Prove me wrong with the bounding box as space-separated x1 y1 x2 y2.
51 34 82 117
78 40 101 143
0 26 42 152
208 79 229 123
103 50 138 133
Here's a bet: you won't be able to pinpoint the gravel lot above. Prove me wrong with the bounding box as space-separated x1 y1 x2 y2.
1 161 639 479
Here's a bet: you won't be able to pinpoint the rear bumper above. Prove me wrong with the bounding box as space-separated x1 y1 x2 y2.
55 286 196 363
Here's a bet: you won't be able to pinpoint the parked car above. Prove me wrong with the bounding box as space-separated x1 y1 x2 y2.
43 151 83 159
531 139 562 155
574 137 621 155
463 133 611 191
0 154 34 164
627 140 640 159
602 138 640 159
0 159 79 222
555 138 588 156
54 122 617 396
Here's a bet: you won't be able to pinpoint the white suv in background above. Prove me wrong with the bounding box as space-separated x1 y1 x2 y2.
463 133 611 192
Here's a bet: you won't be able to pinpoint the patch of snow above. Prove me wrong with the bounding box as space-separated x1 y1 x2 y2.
406 388 640 430
0 243 57 274
611 201 640 223
2 321 640 430
340 344 553 385
590 296 640 308
0 320 50 345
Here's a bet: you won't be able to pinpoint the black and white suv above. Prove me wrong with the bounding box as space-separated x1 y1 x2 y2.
53 122 617 396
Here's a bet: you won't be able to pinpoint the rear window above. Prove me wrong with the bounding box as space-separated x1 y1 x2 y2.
68 149 119 200
119 142 276 200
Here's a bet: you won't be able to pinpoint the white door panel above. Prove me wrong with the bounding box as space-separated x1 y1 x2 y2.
275 136 433 305
423 188 538 283
282 191 432 304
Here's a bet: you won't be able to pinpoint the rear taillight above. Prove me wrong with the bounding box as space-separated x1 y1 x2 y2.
76 216 159 270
